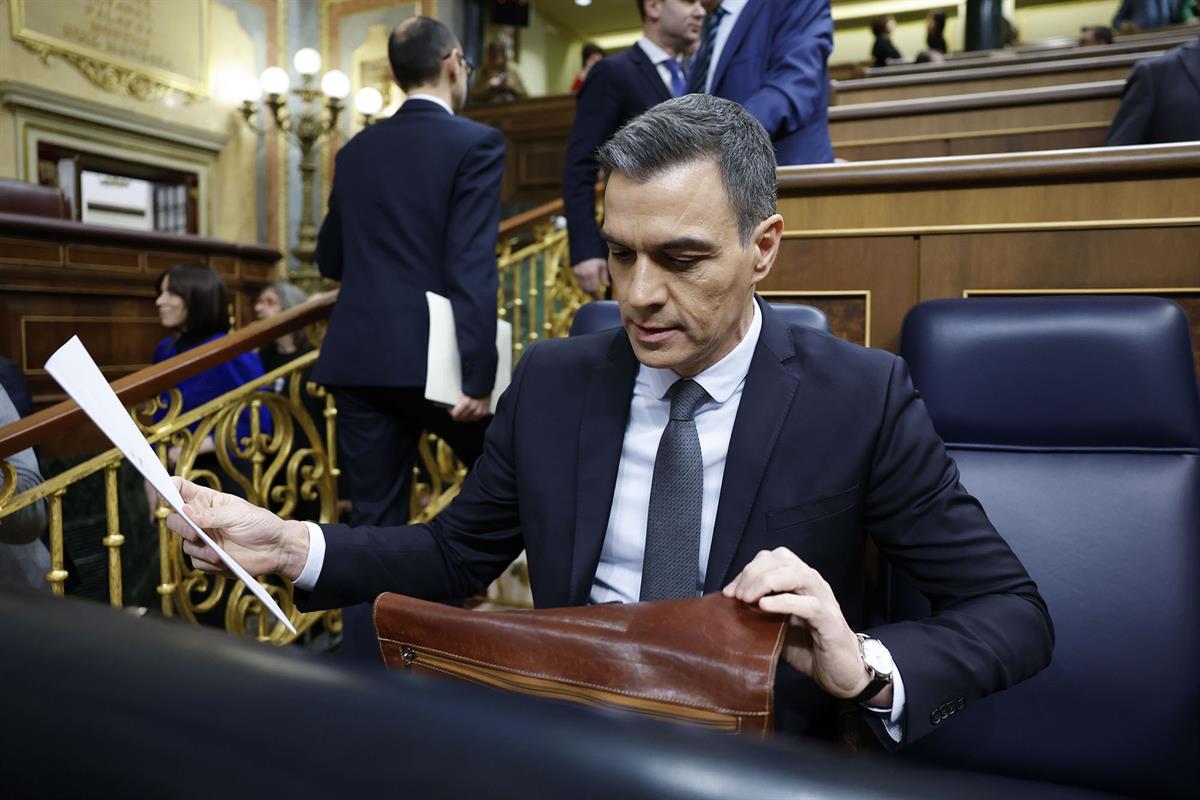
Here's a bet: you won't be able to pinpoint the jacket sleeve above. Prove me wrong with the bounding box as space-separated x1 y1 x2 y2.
562 61 621 266
299 342 538 610
444 127 505 398
0 388 46 546
740 0 833 140
859 357 1054 747
1104 60 1154 146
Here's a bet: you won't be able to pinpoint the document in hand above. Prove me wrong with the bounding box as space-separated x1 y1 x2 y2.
44 336 296 635
424 291 513 414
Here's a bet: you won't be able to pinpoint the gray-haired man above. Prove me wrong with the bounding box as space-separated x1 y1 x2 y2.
171 95 1052 747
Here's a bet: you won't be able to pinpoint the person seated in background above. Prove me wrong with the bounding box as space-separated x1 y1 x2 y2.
925 10 948 54
914 49 945 64
871 15 902 67
1113 0 1180 32
254 282 312 383
1105 35 1200 145
468 40 527 105
145 264 268 512
571 43 605 94
0 384 49 590
1078 25 1114 46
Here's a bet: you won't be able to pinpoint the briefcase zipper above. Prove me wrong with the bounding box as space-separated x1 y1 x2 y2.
397 645 742 732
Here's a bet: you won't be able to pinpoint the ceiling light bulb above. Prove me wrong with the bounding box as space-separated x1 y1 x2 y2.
260 66 290 95
575 0 592 6
293 48 322 76
354 86 383 116
321 69 350 99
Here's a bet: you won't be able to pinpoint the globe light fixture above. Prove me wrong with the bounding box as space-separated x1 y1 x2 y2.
320 69 350 100
293 47 322 77
354 86 384 120
259 66 290 96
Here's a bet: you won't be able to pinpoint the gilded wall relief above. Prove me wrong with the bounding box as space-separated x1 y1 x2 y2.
10 0 209 100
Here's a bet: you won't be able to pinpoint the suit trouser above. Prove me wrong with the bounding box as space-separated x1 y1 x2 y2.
330 385 490 663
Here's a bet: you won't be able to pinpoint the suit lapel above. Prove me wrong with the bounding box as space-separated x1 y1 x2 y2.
568 331 639 605
710 0 758 95
704 298 800 592
628 42 672 103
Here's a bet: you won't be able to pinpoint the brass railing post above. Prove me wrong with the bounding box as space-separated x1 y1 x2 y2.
103 461 124 608
45 488 68 596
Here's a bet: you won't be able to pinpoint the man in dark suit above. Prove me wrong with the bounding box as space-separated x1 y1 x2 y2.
691 0 834 165
563 0 704 297
1106 38 1200 146
314 17 504 529
172 95 1052 747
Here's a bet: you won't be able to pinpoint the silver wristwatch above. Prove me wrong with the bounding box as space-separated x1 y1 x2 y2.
854 633 895 704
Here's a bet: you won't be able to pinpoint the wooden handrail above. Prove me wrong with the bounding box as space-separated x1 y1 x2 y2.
777 142 1200 193
828 80 1124 122
0 291 338 460
497 197 564 238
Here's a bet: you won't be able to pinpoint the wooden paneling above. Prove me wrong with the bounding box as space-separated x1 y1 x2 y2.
772 144 1200 369
464 96 576 205
834 53 1148 106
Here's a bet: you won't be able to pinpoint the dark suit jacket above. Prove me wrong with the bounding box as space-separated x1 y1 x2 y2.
305 298 1053 745
562 44 670 266
709 0 834 166
313 100 505 397
1106 38 1200 146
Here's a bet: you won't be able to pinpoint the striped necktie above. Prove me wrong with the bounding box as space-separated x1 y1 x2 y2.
662 58 687 97
687 4 728 94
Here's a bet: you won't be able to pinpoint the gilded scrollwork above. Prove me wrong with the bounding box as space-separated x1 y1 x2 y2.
17 38 180 101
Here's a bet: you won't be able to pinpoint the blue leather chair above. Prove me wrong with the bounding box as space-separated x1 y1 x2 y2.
894 296 1200 797
569 299 830 337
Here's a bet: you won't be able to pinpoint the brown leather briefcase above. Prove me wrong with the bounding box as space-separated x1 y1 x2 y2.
374 592 788 738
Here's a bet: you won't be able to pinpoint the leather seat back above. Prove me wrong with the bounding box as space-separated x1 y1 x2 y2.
894 296 1200 797
569 299 830 337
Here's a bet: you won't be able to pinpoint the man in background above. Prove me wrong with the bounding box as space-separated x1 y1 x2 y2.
571 43 605 94
313 17 504 659
1106 37 1200 146
562 0 704 297
691 0 834 165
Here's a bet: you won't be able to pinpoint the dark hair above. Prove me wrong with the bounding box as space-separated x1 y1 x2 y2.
1088 25 1114 44
635 0 645 22
871 16 891 38
157 264 230 338
388 16 458 91
582 42 604 67
596 95 777 245
915 49 936 63
928 10 946 31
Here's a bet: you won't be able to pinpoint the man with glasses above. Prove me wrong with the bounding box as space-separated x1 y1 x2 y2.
312 16 503 661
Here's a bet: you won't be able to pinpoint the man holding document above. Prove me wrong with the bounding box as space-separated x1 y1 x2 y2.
312 16 505 529
170 95 1052 748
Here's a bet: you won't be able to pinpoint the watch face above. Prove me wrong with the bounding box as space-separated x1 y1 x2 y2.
863 639 895 675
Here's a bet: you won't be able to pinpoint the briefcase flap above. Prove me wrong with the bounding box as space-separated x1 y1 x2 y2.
373 593 787 737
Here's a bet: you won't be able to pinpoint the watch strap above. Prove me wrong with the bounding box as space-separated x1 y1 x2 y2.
854 677 890 705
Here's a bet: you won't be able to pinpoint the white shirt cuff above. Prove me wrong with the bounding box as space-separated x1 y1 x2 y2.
293 521 326 592
863 662 906 743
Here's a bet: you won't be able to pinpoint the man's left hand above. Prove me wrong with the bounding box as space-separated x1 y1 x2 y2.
723 547 889 706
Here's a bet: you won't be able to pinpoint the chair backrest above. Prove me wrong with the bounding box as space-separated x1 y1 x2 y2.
569 300 830 337
894 296 1200 797
0 179 69 219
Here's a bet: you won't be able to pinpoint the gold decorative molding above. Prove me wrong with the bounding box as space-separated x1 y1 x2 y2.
9 0 209 101
758 289 873 348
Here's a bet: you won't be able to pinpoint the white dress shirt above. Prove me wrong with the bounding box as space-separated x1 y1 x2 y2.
296 299 904 740
700 0 750 93
405 93 454 115
636 36 682 95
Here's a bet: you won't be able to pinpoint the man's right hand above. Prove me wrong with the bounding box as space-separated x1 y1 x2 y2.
572 258 609 298
450 393 491 422
165 476 311 583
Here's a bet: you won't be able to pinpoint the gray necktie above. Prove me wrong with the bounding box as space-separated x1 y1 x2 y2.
640 379 710 601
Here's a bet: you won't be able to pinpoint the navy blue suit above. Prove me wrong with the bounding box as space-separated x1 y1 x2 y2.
303 298 1052 744
1105 38 1200 146
315 99 504 396
563 45 671 266
707 0 834 165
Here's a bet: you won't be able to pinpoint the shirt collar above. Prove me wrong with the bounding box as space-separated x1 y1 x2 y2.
641 299 762 406
636 36 675 66
716 0 749 16
404 94 454 116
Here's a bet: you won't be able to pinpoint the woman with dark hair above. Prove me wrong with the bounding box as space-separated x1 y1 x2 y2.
926 10 948 54
149 264 269 495
871 15 902 68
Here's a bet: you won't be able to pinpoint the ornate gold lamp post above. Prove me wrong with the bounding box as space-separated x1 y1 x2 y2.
235 48 350 291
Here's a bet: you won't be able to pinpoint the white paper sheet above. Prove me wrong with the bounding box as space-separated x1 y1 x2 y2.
424 292 513 415
44 336 296 635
